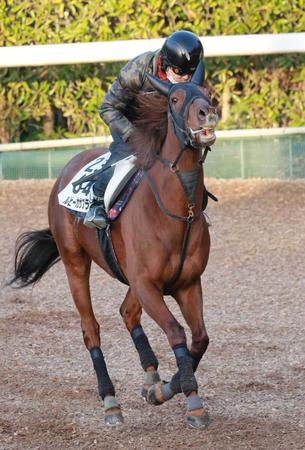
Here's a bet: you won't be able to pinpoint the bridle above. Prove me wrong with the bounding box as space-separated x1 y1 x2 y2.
168 83 212 156
147 81 213 209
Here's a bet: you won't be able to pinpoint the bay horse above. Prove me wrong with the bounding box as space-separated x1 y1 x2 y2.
10 67 218 428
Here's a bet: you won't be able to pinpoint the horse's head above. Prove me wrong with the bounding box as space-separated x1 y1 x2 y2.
146 64 218 150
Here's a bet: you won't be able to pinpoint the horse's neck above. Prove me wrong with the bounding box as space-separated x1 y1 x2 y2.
149 125 204 214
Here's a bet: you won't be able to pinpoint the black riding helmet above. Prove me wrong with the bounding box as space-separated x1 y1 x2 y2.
161 30 204 75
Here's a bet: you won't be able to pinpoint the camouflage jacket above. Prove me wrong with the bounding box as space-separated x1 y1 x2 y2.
99 50 161 142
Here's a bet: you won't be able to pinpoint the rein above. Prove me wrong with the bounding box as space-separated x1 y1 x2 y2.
157 145 211 171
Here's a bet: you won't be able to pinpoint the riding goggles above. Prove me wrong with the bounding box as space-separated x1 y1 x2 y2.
171 66 195 76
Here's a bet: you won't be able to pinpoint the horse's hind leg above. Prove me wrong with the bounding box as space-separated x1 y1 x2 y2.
55 226 123 425
120 288 161 399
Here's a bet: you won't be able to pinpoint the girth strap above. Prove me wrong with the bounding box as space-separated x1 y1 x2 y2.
98 227 129 285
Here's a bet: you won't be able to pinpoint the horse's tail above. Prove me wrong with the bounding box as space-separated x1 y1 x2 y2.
9 228 61 288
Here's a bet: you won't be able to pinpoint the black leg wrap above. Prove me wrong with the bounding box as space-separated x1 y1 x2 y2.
169 353 202 394
90 347 115 400
191 355 201 372
169 371 182 394
173 344 198 396
131 325 158 370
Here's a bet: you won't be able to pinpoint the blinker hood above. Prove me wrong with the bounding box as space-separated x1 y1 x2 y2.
191 60 205 86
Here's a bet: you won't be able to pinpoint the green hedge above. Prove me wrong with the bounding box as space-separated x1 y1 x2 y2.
0 0 304 142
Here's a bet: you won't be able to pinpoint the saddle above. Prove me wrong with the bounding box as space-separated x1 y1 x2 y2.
58 153 139 215
58 153 142 285
104 155 138 212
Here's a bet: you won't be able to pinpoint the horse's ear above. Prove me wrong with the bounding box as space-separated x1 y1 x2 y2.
145 73 171 96
191 60 205 86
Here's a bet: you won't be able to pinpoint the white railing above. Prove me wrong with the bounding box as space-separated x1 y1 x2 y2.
0 33 304 68
0 33 304 153
1 127 304 153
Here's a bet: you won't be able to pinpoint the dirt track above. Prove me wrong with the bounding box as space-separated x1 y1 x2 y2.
1 178 305 450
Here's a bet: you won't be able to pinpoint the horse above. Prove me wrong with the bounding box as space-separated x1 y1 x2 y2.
9 66 218 428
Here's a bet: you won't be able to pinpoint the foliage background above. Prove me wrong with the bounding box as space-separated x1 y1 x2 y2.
0 0 304 143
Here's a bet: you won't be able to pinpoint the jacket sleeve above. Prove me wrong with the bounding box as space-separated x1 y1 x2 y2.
99 82 134 142
99 53 154 142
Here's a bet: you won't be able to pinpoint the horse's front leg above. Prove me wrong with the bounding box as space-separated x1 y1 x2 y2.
175 280 210 427
120 288 161 399
147 279 210 428
132 279 207 427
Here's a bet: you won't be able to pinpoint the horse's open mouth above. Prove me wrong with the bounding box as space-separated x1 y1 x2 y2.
199 128 216 144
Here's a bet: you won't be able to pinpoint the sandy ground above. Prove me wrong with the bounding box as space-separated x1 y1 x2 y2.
0 178 305 450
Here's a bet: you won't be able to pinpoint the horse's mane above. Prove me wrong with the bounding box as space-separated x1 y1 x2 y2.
129 93 168 169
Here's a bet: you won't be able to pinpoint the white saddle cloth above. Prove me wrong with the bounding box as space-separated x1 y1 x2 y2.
58 153 137 213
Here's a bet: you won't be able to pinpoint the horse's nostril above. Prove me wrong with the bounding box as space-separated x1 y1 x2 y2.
199 109 206 119
207 114 217 124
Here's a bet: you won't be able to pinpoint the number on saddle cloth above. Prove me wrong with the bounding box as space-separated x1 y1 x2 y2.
71 153 112 195
71 154 114 195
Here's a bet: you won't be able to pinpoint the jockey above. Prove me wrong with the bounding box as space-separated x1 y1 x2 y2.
84 30 204 229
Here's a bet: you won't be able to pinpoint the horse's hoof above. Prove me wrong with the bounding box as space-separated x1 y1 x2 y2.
147 382 165 406
105 411 124 426
141 386 148 401
186 410 210 429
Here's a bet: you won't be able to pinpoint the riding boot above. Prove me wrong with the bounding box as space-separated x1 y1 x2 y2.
83 196 108 229
83 166 115 229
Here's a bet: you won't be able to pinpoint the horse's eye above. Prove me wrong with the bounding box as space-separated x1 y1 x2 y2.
171 97 178 104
